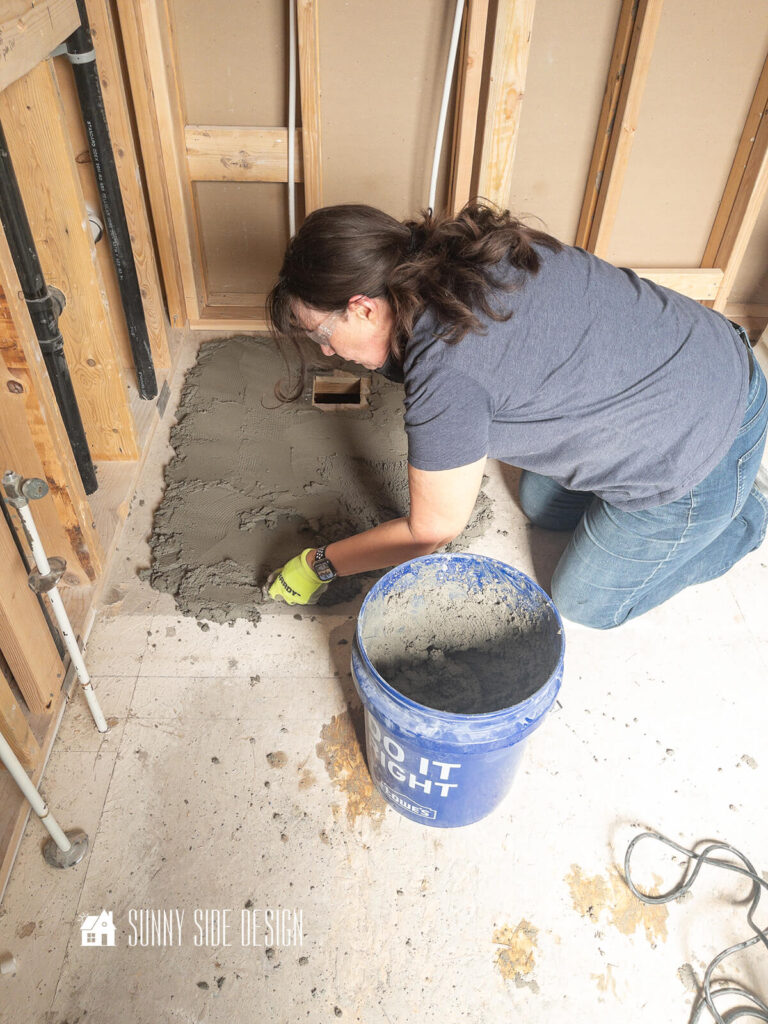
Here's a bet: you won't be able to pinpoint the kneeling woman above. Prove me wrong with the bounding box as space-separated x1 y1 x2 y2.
265 201 768 628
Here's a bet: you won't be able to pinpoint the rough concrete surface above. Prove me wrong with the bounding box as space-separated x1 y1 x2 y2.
142 336 493 624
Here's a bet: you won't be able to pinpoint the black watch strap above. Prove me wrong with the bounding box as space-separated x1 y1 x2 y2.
313 545 337 582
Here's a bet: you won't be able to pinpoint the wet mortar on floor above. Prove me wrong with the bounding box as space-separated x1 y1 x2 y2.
141 334 493 629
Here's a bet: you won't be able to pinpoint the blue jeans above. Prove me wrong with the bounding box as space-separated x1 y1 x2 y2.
518 358 768 628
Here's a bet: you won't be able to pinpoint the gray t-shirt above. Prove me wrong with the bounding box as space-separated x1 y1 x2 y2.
401 243 750 511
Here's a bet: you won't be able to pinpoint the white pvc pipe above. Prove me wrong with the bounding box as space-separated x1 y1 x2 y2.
288 0 297 237
428 0 466 213
0 730 71 852
15 502 108 734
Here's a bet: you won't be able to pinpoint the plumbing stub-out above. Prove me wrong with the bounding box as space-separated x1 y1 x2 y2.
312 372 370 411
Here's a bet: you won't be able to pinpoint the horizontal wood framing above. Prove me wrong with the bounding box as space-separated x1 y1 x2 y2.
190 267 720 332
0 60 139 462
631 268 723 300
190 307 268 332
118 0 325 325
475 0 536 208
186 127 305 182
0 0 79 93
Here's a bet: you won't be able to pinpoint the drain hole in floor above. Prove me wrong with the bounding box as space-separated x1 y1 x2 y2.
312 373 369 409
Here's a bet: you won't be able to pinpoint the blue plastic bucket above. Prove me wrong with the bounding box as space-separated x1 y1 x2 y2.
351 553 565 827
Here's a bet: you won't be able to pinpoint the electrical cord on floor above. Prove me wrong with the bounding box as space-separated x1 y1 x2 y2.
624 831 768 1023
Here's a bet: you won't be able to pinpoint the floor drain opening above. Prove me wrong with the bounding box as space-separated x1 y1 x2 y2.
312 372 370 410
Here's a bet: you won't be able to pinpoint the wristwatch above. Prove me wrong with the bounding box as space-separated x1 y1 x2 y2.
312 545 338 582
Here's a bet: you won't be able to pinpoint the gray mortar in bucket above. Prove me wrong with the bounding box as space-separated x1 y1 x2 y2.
361 567 562 715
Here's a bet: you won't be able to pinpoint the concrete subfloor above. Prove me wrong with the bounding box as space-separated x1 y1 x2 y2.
1 336 767 1024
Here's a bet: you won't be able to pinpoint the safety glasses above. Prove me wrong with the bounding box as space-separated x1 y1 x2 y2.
306 309 344 347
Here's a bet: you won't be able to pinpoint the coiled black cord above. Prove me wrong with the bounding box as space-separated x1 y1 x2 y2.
624 831 768 1023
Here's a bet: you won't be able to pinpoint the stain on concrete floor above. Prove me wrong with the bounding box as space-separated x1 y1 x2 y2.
493 919 539 990
591 963 618 998
142 336 493 625
316 705 386 828
566 864 668 944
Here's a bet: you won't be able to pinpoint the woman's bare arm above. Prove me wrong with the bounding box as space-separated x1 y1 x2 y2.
319 457 488 576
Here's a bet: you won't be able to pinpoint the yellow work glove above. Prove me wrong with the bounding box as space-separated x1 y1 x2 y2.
267 549 328 606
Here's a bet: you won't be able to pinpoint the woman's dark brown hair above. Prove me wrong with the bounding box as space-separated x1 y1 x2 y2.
266 200 561 399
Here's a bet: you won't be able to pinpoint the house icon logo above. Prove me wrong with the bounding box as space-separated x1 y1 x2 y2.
81 910 116 947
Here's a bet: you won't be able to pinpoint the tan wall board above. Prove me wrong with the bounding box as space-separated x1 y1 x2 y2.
195 182 304 297
607 0 768 267
169 0 290 127
506 0 621 242
318 0 456 218
134 1 768 311
174 0 458 217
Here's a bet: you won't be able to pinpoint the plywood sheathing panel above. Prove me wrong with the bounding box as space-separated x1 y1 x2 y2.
0 61 139 462
51 0 172 374
606 0 768 267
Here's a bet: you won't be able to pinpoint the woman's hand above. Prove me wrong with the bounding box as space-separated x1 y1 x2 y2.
267 549 327 605
266 457 488 602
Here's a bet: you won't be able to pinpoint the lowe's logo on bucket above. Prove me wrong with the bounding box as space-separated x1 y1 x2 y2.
365 710 462 810
377 779 437 820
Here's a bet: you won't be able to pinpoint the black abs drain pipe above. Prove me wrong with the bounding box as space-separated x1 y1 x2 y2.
62 0 158 400
0 120 98 495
